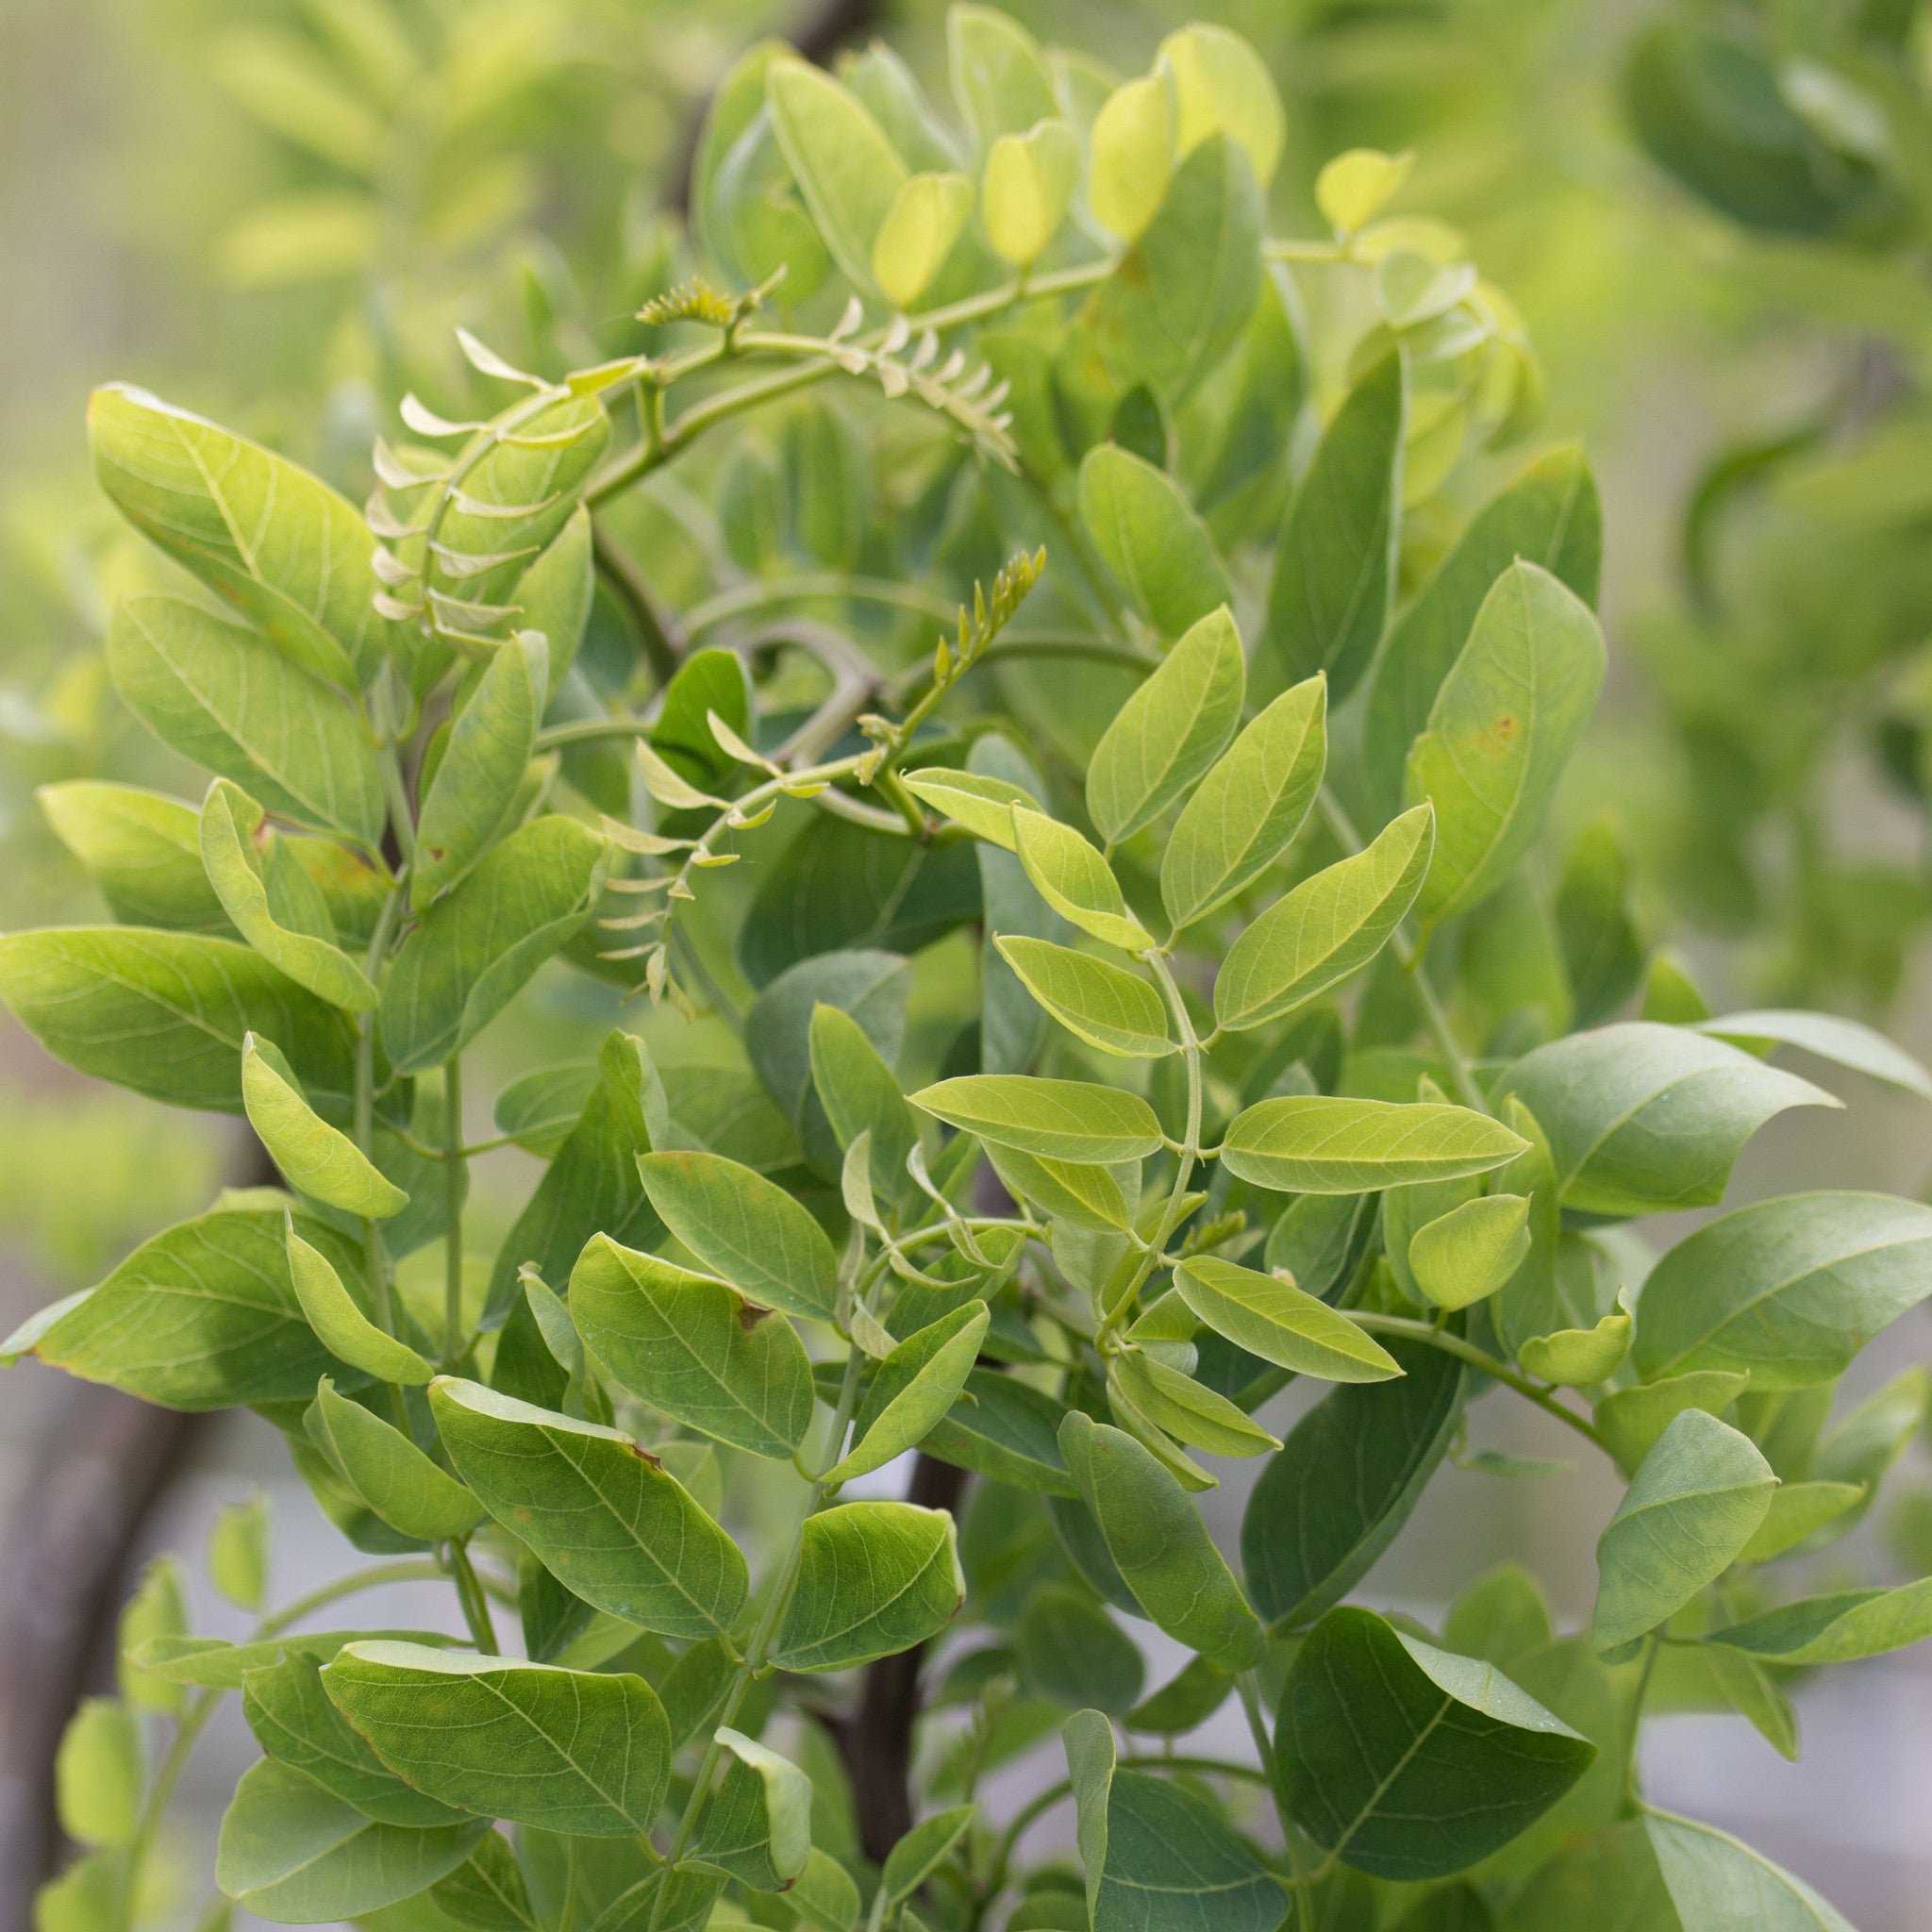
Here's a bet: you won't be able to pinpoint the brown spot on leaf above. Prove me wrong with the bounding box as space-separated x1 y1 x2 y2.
738 1300 774 1331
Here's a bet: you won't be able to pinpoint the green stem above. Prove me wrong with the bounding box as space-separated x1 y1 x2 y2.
1624 1634 1661 1811
447 1537 499 1653
1346 1312 1610 1452
1101 954 1201 1334
1314 787 1489 1114
442 1053 465 1363
587 259 1115 509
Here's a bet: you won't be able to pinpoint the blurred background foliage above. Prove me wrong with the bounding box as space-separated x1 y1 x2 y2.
5 0 1932 1496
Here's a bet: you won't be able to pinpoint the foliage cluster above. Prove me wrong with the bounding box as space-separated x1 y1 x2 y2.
9 8 1932 1932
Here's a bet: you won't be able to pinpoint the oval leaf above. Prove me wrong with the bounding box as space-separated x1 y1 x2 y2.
994 938 1174 1059
1279 1606 1594 1879
910 1074 1163 1163
1011 808 1154 953
570 1234 814 1460
772 1502 963 1673
432 1377 749 1640
1221 1095 1525 1194
1403 560 1607 924
636 1150 838 1323
827 1302 991 1483
1077 448 1232 646
1174 1257 1400 1381
321 1641 671 1836
1213 803 1433 1033
1592 1410 1776 1655
244 1038 405 1218
1161 677 1326 933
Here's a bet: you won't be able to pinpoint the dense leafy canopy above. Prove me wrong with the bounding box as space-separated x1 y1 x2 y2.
8 8 1923 1931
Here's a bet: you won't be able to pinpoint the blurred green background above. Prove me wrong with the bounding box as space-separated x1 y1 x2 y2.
8 0 1932 1924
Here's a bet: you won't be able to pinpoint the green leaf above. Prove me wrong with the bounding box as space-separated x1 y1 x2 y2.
413 631 547 908
215 1757 485 1924
1362 445 1601 819
424 398 609 638
38 780 235 935
1161 678 1326 934
1088 608 1244 849
570 1234 813 1460
1592 1410 1777 1654
1064 1709 1283 1932
1158 25 1284 187
767 58 906 291
809 1002 921 1213
0 926 355 1118
692 1727 814 1891
1704 1576 1932 1664
911 1074 1163 1163
432 1377 748 1639
1262 1191 1379 1306
873 171 975 308
995 939 1174 1059
56 1700 142 1847
637 1149 837 1323
288 1222 434 1385
1443 1564 1553 1671
772 1502 964 1672
1407 1193 1531 1312
1077 450 1232 645
1557 815 1643 1027
1221 1095 1524 1194
1090 76 1174 242
199 782 376 1013
787 1847 863 1932
108 594 382 846
1109 1350 1281 1458
1497 1023 1838 1218
1403 562 1607 924
881 1805 977 1908
1519 1300 1633 1387
481 1028 663 1329
1011 808 1154 953
30 1208 368 1409
1015 1586 1144 1715
1738 1481 1866 1561
1643 1811 1857 1932
322 1641 671 1836
118 1557 188 1715
981 1136 1128 1228
1280 1606 1594 1879
973 738 1064 1075
244 1039 404 1218
924 1368 1078 1496
1213 804 1434 1033
492 1059 596 1157
242 1653 474 1828
829 1303 990 1482
901 767 1039 850
135 1629 458 1690
1123 1654 1234 1736
947 5 1057 144
208 1491 268 1611
307 1377 485 1541
90 384 397 688
430 1833 540 1932
1243 1332 1465 1627
380 816 608 1074
1595 1372 1750 1479
1174 1257 1400 1381
1058 1410 1262 1669
983 119 1078 267
1091 135 1264 403
1697 1008 1932 1101
1633 1191 1932 1389
1260 351 1404 706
